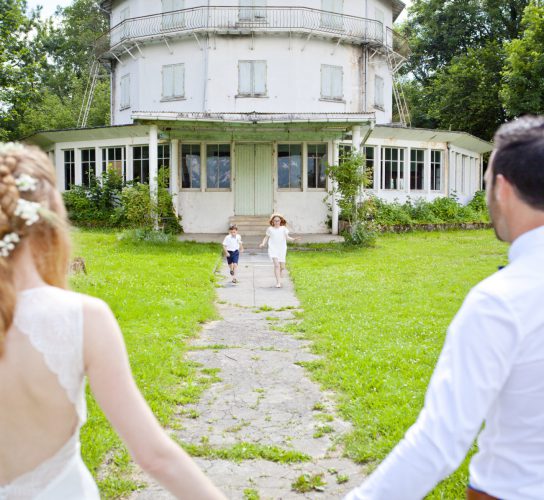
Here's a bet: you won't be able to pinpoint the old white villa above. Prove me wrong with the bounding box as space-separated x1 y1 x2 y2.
27 0 492 234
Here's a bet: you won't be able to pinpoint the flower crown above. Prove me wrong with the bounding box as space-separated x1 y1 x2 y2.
0 172 41 258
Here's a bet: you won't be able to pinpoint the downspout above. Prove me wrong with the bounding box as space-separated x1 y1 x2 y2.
202 0 211 112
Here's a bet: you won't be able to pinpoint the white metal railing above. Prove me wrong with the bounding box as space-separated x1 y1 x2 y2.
96 6 409 60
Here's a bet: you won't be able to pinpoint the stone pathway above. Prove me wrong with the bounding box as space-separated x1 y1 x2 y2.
132 249 362 499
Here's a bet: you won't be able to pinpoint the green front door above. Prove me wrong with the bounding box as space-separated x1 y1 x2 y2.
235 143 273 215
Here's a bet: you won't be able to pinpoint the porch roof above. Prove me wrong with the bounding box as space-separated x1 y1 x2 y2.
371 124 493 154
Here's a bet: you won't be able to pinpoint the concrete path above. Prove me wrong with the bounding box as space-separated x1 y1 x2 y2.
132 249 362 499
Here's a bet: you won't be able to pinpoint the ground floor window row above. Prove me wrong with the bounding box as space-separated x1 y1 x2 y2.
62 143 477 194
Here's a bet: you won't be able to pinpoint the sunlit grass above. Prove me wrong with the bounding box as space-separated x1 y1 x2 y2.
288 230 508 499
70 229 221 497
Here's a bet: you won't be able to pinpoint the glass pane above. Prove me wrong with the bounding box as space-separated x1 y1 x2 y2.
253 62 266 95
239 62 252 94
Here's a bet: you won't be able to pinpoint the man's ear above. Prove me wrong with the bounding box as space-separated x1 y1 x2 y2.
493 173 510 202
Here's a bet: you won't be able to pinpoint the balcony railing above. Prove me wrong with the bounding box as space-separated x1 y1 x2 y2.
96 6 410 60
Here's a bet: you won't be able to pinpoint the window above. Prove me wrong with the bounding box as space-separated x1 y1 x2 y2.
307 144 328 189
363 146 375 171
181 144 201 189
64 150 75 190
102 147 126 180
81 149 95 188
120 74 130 110
133 146 149 184
206 144 231 189
158 144 171 188
321 65 343 100
430 150 442 191
238 61 267 96
239 0 266 21
410 149 425 190
120 7 130 40
321 0 343 29
374 75 384 109
162 64 184 100
162 0 185 30
381 147 404 190
277 144 302 189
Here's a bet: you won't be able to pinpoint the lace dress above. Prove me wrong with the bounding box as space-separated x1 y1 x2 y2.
0 286 100 500
266 226 289 262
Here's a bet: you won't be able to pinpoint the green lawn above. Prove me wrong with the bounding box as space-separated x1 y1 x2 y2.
70 230 221 497
288 230 508 499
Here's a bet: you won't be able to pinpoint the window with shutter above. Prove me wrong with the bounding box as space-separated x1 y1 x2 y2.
162 64 185 100
162 0 185 30
238 61 267 96
120 74 130 110
374 75 384 109
321 65 343 100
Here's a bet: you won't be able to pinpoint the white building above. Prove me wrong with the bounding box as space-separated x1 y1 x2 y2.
28 0 492 234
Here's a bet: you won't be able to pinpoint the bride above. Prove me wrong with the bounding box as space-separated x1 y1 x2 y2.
0 143 225 499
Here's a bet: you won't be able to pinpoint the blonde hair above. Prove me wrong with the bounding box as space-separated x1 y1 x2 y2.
0 143 71 354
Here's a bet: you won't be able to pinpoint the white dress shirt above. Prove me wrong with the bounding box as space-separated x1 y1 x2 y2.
345 226 544 500
223 233 242 252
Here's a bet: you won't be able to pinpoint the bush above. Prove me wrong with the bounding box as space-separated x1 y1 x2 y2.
342 220 377 247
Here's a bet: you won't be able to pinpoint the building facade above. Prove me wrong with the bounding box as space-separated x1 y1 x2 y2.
28 0 492 234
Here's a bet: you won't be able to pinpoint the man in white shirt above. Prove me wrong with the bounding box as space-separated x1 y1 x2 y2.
346 115 544 500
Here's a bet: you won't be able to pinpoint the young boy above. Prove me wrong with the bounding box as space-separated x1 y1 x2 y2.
222 224 243 284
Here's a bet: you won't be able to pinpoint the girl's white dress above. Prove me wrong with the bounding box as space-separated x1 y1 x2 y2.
0 286 100 500
266 226 289 262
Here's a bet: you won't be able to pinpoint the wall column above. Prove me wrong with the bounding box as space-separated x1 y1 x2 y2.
331 140 340 235
352 125 362 152
170 139 179 216
149 125 159 228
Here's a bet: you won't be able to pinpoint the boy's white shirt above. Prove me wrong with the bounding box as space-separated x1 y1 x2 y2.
223 234 242 252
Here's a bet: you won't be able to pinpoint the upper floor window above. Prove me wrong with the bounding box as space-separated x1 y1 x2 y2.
120 7 130 39
162 63 185 100
321 0 343 29
158 144 171 189
162 0 185 30
206 144 231 189
277 144 302 189
181 144 201 189
120 74 130 110
374 75 384 110
238 61 267 97
239 0 266 22
381 147 404 190
81 148 95 188
321 65 343 100
307 144 328 189
64 150 75 191
430 150 442 191
410 149 425 190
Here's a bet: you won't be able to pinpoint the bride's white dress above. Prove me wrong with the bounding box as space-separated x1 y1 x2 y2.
0 286 100 499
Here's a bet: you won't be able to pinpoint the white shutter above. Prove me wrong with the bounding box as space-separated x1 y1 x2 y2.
162 0 173 12
239 61 252 94
374 75 384 108
331 66 343 99
120 75 130 109
162 66 173 97
321 65 332 98
174 64 184 98
253 61 266 95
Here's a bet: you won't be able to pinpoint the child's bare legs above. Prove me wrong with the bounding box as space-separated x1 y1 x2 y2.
272 258 282 287
232 263 238 282
279 262 286 278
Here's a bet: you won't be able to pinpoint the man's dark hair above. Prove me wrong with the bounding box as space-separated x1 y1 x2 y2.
492 115 544 210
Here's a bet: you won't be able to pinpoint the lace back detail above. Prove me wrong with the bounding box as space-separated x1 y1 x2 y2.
14 286 86 423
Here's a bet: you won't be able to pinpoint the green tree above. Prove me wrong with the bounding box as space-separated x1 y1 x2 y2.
0 0 47 139
427 42 507 140
501 1 544 117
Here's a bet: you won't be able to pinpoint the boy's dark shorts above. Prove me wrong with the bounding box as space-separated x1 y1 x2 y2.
227 250 239 265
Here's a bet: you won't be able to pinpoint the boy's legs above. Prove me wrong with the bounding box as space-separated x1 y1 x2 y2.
231 250 240 283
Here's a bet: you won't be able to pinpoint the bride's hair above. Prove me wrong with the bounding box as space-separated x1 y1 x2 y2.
0 144 70 353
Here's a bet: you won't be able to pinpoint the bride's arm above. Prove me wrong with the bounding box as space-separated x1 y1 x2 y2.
83 296 226 500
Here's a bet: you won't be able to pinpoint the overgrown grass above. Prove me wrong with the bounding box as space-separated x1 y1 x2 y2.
70 229 220 498
288 230 508 499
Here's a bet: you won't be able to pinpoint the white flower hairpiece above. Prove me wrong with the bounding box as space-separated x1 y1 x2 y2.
0 142 25 155
15 174 38 192
0 232 20 257
14 199 41 226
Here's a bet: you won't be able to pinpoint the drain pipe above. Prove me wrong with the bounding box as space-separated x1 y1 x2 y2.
202 0 211 112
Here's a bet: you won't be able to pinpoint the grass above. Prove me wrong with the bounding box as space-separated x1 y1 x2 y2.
288 230 508 499
70 229 221 498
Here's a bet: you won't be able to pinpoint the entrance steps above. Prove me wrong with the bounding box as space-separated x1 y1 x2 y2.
229 216 270 237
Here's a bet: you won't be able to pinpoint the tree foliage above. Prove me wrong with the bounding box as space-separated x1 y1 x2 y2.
401 0 538 139
0 0 110 140
501 2 544 116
